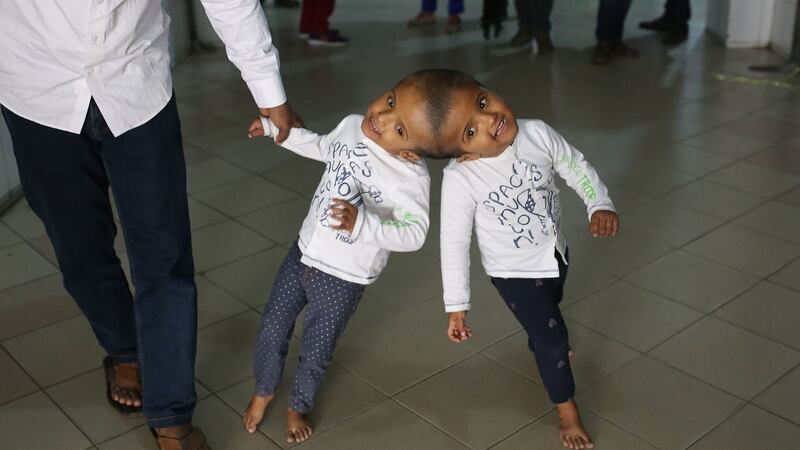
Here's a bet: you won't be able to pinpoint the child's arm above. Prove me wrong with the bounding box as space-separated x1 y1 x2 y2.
248 116 330 162
440 170 477 318
347 176 431 252
542 122 619 237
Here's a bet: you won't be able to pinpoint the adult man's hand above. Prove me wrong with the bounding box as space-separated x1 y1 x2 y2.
258 102 304 144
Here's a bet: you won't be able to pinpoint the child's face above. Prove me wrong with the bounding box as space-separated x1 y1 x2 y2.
361 83 431 161
443 84 518 159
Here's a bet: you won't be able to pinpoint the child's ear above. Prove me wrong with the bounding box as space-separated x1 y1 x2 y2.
457 153 480 162
398 150 422 161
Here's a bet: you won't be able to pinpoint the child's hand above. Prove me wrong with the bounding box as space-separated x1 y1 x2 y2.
329 199 358 233
247 118 266 139
589 210 619 237
447 311 472 343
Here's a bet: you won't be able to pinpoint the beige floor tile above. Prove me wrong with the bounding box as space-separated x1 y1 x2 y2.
26 234 59 266
569 232 672 278
719 115 800 145
690 405 800 449
334 293 402 338
46 369 144 443
682 128 767 158
193 396 282 450
0 347 38 405
661 179 766 221
186 158 249 194
715 282 800 350
1 206 47 240
754 365 800 425
0 242 59 291
295 400 467 450
196 276 249 329
577 356 742 450
396 354 551 449
564 281 702 352
187 197 226 230
196 311 262 391
748 140 800 176
621 200 722 247
182 142 215 165
204 247 289 306
183 123 262 157
641 144 735 178
561 261 618 307
650 316 800 399
493 409 657 450
3 315 104 387
334 313 474 395
756 99 800 125
672 101 747 129
770 257 800 292
734 201 800 245
695 89 781 114
684 225 800 277
0 222 21 249
191 220 274 272
0 391 91 450
777 185 800 208
626 251 759 312
482 321 640 392
237 199 308 245
98 425 165 450
706 161 800 198
218 362 386 448
601 166 695 197
366 251 445 310
0 274 80 341
193 176 297 217
262 160 326 197
221 144 302 174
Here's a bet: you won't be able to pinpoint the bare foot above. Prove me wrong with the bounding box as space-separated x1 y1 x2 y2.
110 362 142 408
243 395 273 433
557 399 594 449
286 409 313 443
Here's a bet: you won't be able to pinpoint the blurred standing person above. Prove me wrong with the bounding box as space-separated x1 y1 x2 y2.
639 0 690 45
509 0 555 53
301 0 349 46
592 0 640 65
408 0 465 34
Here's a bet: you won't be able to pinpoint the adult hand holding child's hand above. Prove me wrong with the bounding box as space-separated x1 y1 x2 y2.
589 210 619 238
447 311 473 343
259 102 304 144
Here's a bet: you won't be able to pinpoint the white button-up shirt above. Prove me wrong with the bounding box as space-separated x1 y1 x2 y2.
0 0 286 137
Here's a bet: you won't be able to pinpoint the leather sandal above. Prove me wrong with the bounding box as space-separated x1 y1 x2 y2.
155 427 212 450
103 355 143 417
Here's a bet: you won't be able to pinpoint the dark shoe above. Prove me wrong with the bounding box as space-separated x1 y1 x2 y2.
308 30 349 47
509 30 534 47
155 427 211 450
591 42 613 65
639 16 671 31
535 32 554 54
612 41 640 58
662 27 689 46
408 12 436 27
103 356 143 417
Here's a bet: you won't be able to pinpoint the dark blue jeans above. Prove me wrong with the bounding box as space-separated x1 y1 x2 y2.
596 0 633 41
515 0 554 34
1 96 197 429
422 0 464 15
491 250 575 404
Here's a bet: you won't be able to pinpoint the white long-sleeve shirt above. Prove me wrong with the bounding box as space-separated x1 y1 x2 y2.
440 120 615 312
0 0 285 137
261 115 430 285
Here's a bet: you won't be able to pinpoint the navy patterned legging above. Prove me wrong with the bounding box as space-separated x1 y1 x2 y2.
254 242 364 413
491 250 575 404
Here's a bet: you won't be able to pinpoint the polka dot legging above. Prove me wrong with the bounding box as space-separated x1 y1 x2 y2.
254 242 365 413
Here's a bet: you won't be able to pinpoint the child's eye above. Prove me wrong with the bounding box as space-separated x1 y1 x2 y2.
388 96 395 107
466 127 476 139
479 97 487 109
396 126 404 137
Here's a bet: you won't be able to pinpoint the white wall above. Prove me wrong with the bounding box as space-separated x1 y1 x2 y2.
706 0 776 48
771 0 798 58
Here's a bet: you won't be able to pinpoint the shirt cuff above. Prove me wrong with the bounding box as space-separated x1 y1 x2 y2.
259 117 278 138
247 78 287 109
587 204 616 221
444 302 471 313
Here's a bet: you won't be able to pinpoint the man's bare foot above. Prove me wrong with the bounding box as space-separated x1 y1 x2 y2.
286 409 313 443
557 399 594 449
110 362 142 408
243 394 273 433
